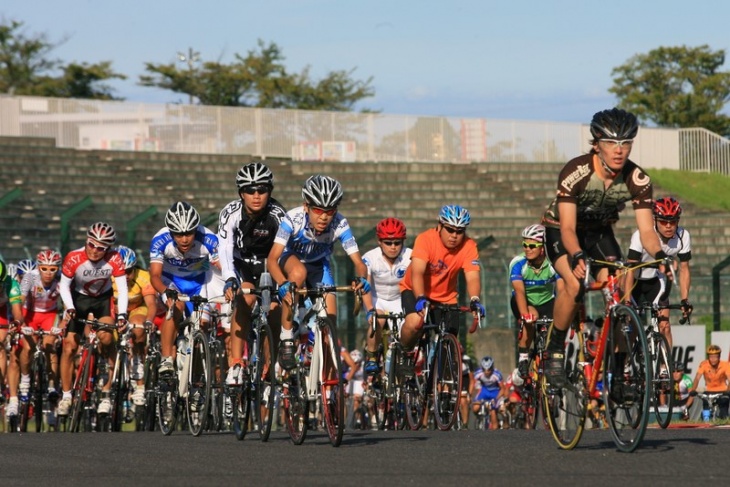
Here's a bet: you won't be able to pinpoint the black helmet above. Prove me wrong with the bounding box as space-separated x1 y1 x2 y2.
674 361 685 372
590 108 639 141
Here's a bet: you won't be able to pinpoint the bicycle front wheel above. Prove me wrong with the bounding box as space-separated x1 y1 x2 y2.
33 353 47 432
432 333 462 431
68 352 93 433
320 318 344 447
140 352 159 432
542 323 587 450
651 332 674 429
255 320 275 441
405 344 427 431
604 304 651 452
187 329 212 436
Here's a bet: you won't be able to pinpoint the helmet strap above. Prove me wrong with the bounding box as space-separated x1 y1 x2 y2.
597 153 619 178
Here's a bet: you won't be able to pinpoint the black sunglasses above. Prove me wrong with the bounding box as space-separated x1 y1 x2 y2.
241 185 271 195
442 226 465 235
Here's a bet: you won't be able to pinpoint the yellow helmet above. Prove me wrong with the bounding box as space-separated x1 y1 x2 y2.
707 344 721 355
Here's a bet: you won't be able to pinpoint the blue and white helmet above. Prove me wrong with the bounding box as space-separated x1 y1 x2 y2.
16 259 37 276
439 205 471 228
480 356 494 371
116 245 137 270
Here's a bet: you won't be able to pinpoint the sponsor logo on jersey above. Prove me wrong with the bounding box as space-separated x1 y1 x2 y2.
560 163 591 193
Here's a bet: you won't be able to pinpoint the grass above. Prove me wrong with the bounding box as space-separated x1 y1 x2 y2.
649 169 730 213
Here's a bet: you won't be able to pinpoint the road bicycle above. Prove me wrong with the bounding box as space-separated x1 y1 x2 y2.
102 323 147 432
15 329 61 433
404 304 480 431
65 317 117 433
543 257 654 453
370 311 406 430
206 309 229 433
281 284 360 447
231 270 276 442
635 268 689 429
137 321 161 431
157 294 226 436
690 391 729 423
518 316 551 430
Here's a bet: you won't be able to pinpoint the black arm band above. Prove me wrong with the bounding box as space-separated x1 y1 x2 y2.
655 250 668 261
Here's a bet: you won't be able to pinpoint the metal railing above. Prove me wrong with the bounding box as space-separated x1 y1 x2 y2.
0 94 701 170
679 128 730 175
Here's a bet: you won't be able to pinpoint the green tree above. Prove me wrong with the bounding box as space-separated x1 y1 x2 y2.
139 39 374 111
610 45 730 136
0 19 125 99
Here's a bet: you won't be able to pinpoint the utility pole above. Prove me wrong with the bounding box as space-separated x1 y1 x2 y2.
177 47 200 105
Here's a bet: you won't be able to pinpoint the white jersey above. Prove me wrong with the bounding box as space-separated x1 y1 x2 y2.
274 206 359 263
628 227 692 280
20 271 61 313
362 246 412 302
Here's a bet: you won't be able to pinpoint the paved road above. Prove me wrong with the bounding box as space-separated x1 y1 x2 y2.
0 426 726 486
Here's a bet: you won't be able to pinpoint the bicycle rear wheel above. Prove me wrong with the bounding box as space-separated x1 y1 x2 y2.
110 356 130 432
432 333 462 431
542 324 587 449
255 320 275 441
320 318 344 447
387 345 407 430
651 332 674 429
405 344 427 431
282 364 309 445
187 329 211 436
231 381 251 440
604 304 651 452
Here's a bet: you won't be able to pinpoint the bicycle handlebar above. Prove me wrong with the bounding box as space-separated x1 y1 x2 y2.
164 294 228 320
292 285 363 317
369 312 405 338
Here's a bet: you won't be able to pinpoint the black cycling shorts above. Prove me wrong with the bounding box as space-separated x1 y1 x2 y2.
68 289 114 335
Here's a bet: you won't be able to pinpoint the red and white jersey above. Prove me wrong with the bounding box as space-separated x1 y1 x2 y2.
20 270 61 313
59 247 128 313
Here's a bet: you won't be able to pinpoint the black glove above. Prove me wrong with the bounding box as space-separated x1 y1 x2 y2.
681 299 693 314
164 288 178 301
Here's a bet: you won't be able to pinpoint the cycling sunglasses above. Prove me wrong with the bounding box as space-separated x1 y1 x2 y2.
241 185 271 195
39 266 59 273
522 242 544 249
442 225 465 235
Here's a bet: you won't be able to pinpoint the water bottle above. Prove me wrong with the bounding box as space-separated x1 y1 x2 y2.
385 347 392 374
259 270 273 311
702 408 711 422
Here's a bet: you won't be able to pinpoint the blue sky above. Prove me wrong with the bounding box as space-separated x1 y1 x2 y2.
3 0 730 123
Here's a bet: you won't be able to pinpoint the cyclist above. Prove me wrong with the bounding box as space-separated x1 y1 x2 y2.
690 344 730 419
540 108 664 390
218 162 287 386
460 348 475 428
57 222 129 417
398 204 484 374
149 201 222 378
112 246 158 407
508 224 561 377
673 361 694 420
13 259 37 284
17 250 64 405
267 175 371 370
624 196 693 351
500 368 526 429
361 217 412 374
471 356 502 430
0 259 26 419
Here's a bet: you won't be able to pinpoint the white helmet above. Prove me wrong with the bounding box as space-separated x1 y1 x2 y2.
236 162 274 189
87 222 117 246
350 349 363 363
165 201 201 234
521 224 545 243
302 175 343 208
511 368 524 387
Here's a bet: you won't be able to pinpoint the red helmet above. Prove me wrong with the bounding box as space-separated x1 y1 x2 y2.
376 218 406 239
653 197 682 221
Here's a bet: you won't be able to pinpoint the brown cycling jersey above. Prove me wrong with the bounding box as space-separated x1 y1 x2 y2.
542 153 654 230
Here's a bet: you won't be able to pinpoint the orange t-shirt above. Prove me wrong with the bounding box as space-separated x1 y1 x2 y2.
696 360 730 392
400 228 480 304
